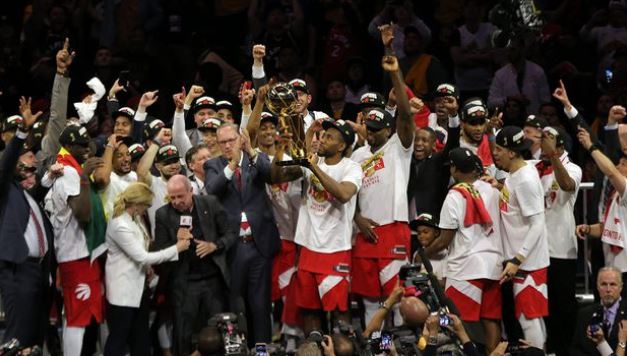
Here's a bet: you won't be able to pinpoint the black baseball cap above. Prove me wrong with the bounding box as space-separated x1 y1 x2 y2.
433 83 459 99
495 126 532 152
543 126 567 147
365 108 393 130
449 147 483 174
524 115 548 129
260 112 278 126
2 115 23 132
116 136 134 148
128 143 145 162
113 107 135 121
414 213 440 229
289 79 309 94
156 144 180 165
198 118 222 132
143 119 165 141
215 100 233 111
358 92 386 110
462 103 488 124
191 96 217 115
32 120 46 140
321 118 355 146
59 124 91 146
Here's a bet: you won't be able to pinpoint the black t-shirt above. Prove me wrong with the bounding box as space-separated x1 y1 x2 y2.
182 207 219 280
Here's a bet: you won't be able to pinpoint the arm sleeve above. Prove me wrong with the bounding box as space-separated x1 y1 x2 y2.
171 110 192 161
41 74 70 163
110 223 178 266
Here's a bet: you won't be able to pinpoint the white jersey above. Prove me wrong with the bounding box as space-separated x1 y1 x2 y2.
499 163 550 270
439 180 503 280
146 174 169 239
536 154 582 259
101 171 137 221
44 166 89 263
351 133 413 225
264 152 301 241
602 179 627 271
294 157 362 253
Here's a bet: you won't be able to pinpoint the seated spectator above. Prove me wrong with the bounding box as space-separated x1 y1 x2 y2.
400 26 448 99
318 79 358 121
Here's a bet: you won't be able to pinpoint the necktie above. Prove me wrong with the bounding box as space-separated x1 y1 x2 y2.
29 208 46 257
235 166 242 190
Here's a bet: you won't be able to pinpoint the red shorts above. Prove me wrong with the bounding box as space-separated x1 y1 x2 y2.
281 272 303 326
271 240 298 301
59 259 104 327
445 278 502 322
294 247 350 312
352 258 408 298
513 268 548 319
353 222 411 259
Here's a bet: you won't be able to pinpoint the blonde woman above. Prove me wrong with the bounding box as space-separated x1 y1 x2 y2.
104 182 191 355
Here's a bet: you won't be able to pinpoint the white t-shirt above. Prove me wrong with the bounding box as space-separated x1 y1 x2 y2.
146 174 169 239
264 152 301 241
294 157 362 253
602 179 627 272
44 166 89 263
499 163 550 270
439 180 503 280
536 155 582 259
351 133 413 225
101 171 137 221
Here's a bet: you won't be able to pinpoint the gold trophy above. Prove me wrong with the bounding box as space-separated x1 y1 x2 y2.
266 82 309 166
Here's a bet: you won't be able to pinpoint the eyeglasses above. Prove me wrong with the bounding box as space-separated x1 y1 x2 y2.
217 137 238 146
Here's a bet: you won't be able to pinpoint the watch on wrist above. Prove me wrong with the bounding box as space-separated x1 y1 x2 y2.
588 144 600 153
619 341 627 349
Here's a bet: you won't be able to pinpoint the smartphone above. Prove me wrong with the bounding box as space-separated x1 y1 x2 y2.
438 313 450 327
379 332 392 351
255 343 268 356
119 70 130 88
606 69 613 84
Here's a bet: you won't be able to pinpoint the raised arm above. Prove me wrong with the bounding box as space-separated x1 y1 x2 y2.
92 134 120 190
578 127 626 195
541 131 576 192
41 39 73 164
171 88 192 160
136 130 167 186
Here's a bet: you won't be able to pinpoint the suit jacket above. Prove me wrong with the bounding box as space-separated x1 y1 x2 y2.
105 212 179 308
153 194 236 304
0 134 54 265
204 152 280 258
570 300 627 356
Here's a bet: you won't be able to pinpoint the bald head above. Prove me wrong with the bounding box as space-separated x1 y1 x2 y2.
400 297 430 327
167 174 194 211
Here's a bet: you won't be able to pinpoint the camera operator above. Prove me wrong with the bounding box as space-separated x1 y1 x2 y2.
363 286 430 339
421 313 479 356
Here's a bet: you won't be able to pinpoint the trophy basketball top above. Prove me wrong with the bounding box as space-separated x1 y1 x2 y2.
266 82 298 117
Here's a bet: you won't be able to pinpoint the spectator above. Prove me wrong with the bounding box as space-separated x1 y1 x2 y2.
571 267 627 355
523 115 548 160
153 175 236 355
401 26 448 99
450 0 498 101
413 213 447 281
344 57 372 105
318 79 359 122
184 144 212 195
103 182 191 355
488 37 551 117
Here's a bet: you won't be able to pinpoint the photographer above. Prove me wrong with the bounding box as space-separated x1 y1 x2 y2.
421 313 479 356
363 286 430 339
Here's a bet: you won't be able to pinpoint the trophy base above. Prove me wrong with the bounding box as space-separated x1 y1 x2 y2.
276 158 310 167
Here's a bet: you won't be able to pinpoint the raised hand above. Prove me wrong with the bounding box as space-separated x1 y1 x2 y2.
608 105 627 125
576 127 593 150
56 38 76 75
185 85 205 105
487 107 503 131
139 90 159 109
252 44 266 65
82 157 105 176
173 87 186 112
378 23 395 48
18 96 43 129
382 55 399 72
240 128 255 156
240 87 255 106
540 130 557 156
552 79 571 108
108 79 126 99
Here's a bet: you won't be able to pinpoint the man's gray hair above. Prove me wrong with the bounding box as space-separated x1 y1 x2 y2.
216 122 240 135
598 266 623 286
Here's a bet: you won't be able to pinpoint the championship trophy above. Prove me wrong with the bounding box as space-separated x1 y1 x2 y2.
266 82 309 166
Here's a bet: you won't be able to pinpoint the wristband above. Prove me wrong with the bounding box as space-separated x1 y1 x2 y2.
588 144 601 154
153 137 162 146
380 302 390 311
510 256 522 266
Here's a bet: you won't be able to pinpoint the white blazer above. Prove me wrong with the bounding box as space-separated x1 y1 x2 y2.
105 212 178 307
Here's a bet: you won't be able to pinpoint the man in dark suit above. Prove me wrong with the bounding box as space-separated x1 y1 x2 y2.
154 174 236 356
571 267 627 355
0 103 54 348
204 123 280 343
